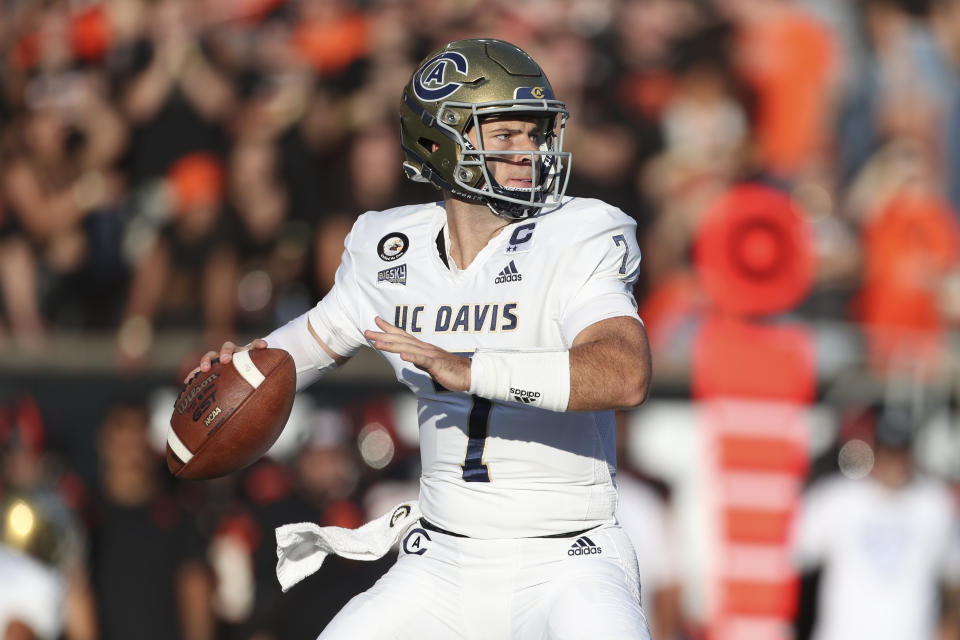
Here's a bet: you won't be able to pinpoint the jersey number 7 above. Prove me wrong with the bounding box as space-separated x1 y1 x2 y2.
612 234 629 275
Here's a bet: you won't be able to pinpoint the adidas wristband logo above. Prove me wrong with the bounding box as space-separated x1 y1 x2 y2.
511 387 541 404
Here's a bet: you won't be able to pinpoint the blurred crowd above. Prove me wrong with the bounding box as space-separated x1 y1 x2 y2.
3 0 960 639
0 390 420 640
0 0 959 374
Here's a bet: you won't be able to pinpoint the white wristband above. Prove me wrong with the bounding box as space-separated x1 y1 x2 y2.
263 313 337 390
469 349 571 412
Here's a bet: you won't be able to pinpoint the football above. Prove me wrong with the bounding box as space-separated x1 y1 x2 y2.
167 348 296 479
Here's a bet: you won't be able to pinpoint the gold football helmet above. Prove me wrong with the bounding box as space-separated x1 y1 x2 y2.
400 38 571 219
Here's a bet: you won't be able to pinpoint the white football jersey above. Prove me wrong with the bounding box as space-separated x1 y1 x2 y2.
792 474 960 640
308 197 642 538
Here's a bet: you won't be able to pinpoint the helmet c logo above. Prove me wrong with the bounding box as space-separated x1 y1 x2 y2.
413 52 469 102
531 87 545 99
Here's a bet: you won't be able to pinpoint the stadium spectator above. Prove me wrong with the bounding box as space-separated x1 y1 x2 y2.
930 0 960 214
0 207 43 352
640 23 749 296
845 137 960 378
1 68 126 337
87 403 214 640
119 150 237 364
119 0 233 183
840 0 951 184
718 0 838 179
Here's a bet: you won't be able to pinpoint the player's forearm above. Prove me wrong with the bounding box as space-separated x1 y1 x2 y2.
567 331 651 412
563 315 651 411
262 313 348 390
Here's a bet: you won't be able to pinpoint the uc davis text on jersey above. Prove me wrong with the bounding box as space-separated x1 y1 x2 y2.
394 303 519 333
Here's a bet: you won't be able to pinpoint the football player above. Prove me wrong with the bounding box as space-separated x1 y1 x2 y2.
191 38 653 639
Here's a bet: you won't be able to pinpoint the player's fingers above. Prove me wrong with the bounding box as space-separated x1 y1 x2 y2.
370 335 411 354
374 316 408 335
365 330 421 352
401 352 469 392
251 338 268 350
386 338 438 360
198 349 219 371
187 349 219 383
219 341 238 364
399 351 433 372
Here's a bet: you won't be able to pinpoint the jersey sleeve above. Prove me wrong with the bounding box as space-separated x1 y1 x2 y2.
306 226 369 358
557 208 642 342
790 480 837 569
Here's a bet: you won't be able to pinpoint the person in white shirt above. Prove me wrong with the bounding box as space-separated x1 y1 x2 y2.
792 406 960 640
0 543 64 640
190 38 653 640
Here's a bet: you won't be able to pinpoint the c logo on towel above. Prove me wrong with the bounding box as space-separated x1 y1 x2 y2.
402 528 431 556
390 505 411 528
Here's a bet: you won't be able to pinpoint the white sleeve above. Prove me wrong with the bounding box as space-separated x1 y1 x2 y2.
557 211 642 342
790 480 836 570
262 313 336 391
306 228 369 358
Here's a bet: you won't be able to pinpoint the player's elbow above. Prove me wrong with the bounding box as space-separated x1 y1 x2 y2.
623 377 650 409
616 366 650 409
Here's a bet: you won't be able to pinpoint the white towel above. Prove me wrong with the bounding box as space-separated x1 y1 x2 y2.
275 501 421 592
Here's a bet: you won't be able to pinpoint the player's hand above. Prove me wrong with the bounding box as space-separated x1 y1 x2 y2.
365 317 471 392
183 339 268 384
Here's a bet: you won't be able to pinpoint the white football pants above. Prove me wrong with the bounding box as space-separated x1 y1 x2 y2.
318 523 652 640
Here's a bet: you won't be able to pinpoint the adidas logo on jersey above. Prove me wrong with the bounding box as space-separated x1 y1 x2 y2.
494 260 522 284
568 536 602 556
511 387 540 404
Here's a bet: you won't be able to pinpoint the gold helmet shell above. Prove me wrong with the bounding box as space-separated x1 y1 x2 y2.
399 38 571 219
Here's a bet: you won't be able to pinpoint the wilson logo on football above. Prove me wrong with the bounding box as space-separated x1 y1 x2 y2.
176 372 218 415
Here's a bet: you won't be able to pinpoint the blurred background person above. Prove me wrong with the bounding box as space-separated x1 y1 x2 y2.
792 404 960 640
87 403 214 640
0 69 126 347
0 395 95 640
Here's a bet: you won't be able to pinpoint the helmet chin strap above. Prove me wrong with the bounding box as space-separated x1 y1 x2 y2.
485 184 543 219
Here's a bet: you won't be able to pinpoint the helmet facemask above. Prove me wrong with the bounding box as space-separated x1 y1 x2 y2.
440 100 571 219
